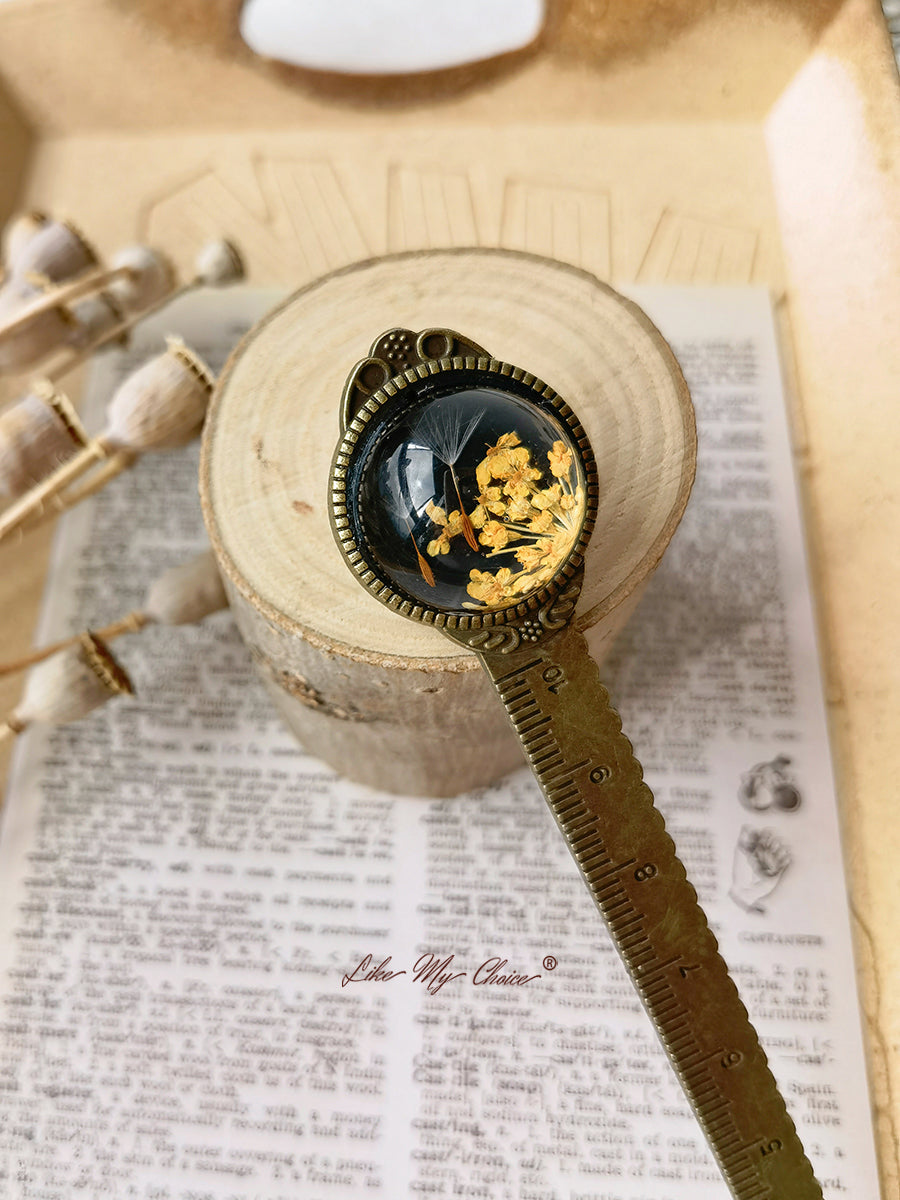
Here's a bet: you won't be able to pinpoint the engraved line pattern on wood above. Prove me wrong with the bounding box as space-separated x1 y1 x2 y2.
142 159 373 285
386 164 480 251
266 158 371 276
138 155 764 286
500 177 612 281
637 208 759 284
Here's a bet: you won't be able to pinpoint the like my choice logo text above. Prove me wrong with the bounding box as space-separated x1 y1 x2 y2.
341 952 556 995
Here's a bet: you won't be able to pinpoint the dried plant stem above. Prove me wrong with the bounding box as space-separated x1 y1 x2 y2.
0 722 19 744
0 548 227 683
0 265 135 344
0 611 148 679
59 447 134 505
19 449 137 534
0 440 109 542
42 282 192 383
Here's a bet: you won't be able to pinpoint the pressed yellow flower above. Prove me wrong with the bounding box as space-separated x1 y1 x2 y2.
501 456 543 498
561 484 588 523
486 431 521 456
545 525 577 561
478 446 529 489
504 494 535 523
467 567 518 606
527 509 555 534
532 483 562 511
494 445 531 479
469 485 506 529
476 431 521 489
475 460 491 491
478 519 520 550
425 501 464 556
515 541 550 571
548 440 573 478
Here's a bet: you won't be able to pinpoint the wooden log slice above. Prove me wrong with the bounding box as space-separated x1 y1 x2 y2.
200 249 695 796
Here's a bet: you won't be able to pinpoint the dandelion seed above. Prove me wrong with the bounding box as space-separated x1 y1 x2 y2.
384 485 435 587
414 405 483 551
414 405 484 468
401 513 435 585
412 533 436 586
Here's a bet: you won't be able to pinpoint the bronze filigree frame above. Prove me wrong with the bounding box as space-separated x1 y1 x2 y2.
329 327 599 643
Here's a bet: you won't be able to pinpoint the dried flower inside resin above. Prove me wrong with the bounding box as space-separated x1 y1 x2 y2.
353 385 587 611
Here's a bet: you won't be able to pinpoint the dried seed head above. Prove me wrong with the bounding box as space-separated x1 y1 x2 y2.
68 293 125 347
0 276 75 371
10 219 97 283
108 245 176 312
0 381 88 501
13 632 133 731
103 338 215 452
194 239 244 287
144 548 229 625
2 211 49 270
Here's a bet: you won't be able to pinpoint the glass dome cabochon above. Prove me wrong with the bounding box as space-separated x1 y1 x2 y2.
346 375 589 613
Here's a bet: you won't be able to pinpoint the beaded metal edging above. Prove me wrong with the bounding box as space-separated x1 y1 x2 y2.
330 355 599 632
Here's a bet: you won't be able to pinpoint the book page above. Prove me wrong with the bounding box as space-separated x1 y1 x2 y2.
0 286 881 1199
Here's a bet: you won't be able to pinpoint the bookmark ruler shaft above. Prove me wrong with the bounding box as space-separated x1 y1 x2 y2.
479 623 823 1200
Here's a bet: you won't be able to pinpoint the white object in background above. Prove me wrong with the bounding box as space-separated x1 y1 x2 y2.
240 0 546 74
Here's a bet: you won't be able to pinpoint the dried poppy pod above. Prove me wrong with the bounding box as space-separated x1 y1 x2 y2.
0 339 215 542
0 549 229 678
41 238 244 385
71 547 229 637
0 632 133 743
0 273 127 374
0 381 88 502
106 238 243 317
104 337 214 450
8 218 97 283
0 244 175 376
66 291 125 348
1 211 49 273
105 245 176 313
0 276 75 372
143 548 229 626
192 239 244 287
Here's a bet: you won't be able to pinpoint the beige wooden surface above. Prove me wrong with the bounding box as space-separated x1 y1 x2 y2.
0 0 897 1191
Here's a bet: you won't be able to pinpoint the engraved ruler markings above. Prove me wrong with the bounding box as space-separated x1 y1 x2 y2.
488 642 822 1200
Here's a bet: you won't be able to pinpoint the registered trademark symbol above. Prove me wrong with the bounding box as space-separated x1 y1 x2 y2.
542 955 557 971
